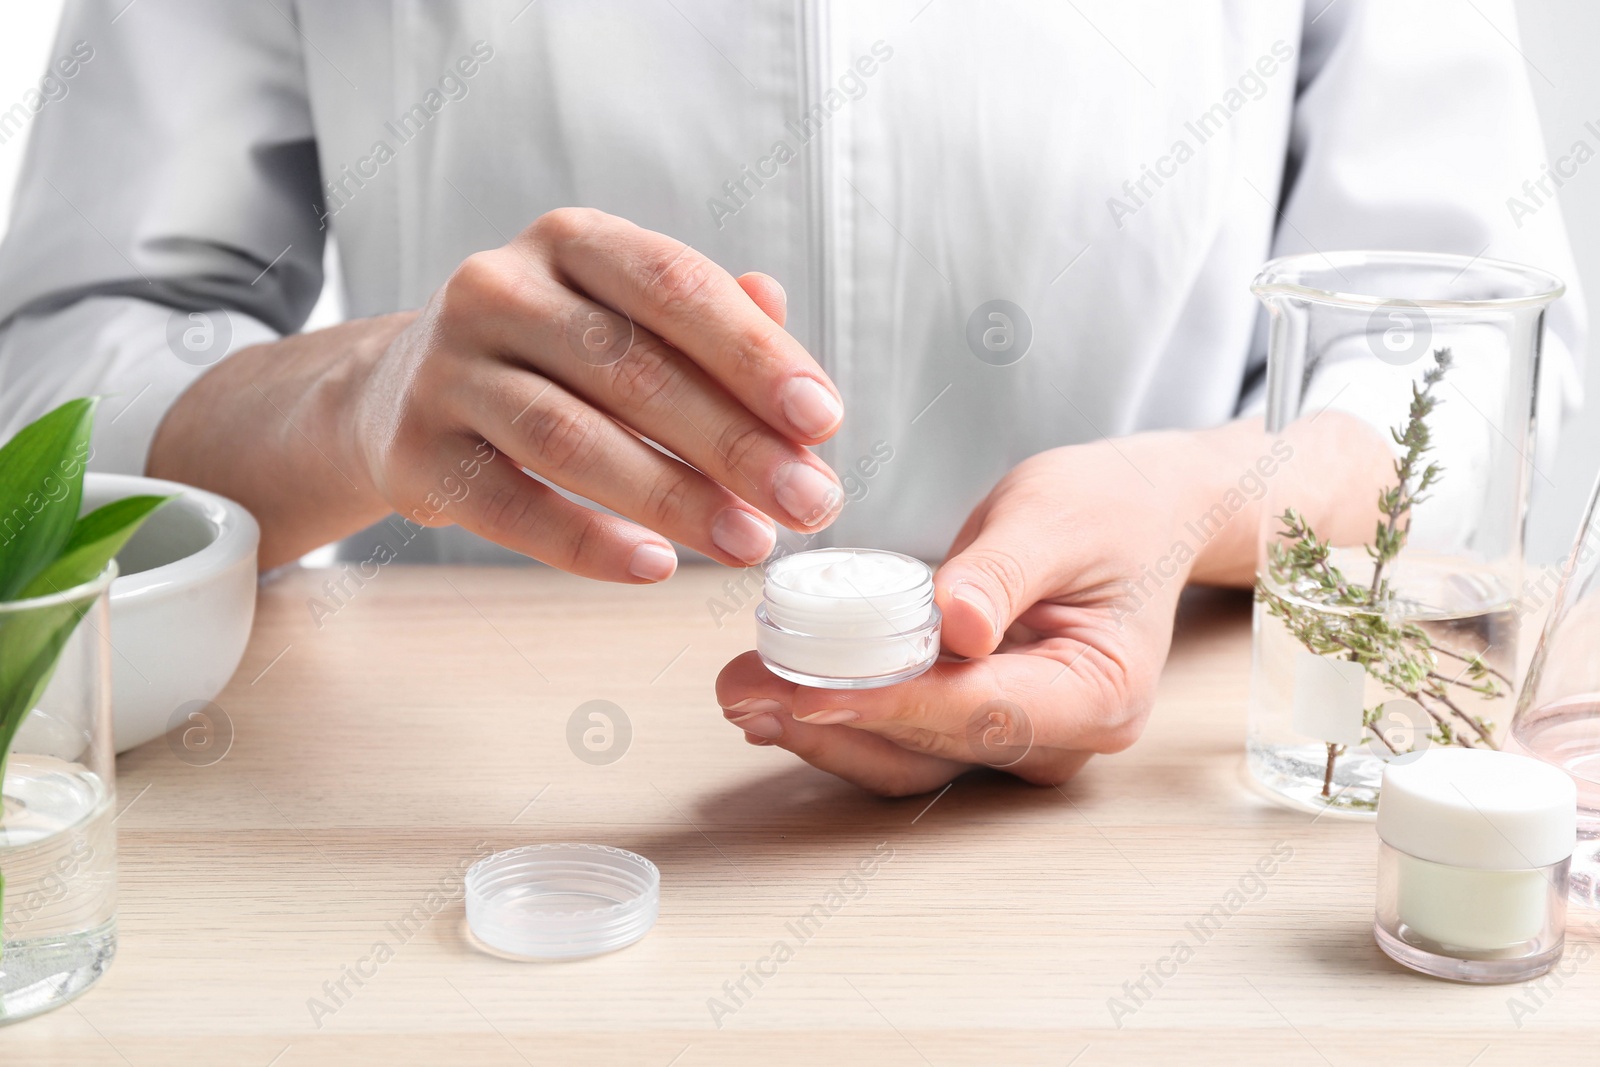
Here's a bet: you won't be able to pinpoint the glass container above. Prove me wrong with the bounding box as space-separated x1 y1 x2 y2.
1508 463 1600 907
0 565 118 1024
1247 251 1562 814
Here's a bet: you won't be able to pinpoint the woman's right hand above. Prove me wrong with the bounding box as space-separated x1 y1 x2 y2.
353 208 846 581
154 208 846 575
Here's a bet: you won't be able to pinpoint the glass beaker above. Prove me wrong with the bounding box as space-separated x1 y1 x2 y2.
0 564 118 1024
1246 251 1563 815
1510 470 1600 907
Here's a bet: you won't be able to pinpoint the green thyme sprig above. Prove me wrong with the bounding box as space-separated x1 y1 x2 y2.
1254 349 1502 799
1367 349 1452 606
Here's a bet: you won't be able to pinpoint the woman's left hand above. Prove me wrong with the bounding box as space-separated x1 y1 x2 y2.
713 417 1389 796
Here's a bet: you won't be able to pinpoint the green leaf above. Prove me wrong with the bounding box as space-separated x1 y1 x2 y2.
0 599 85 749
0 398 95 601
18 494 174 599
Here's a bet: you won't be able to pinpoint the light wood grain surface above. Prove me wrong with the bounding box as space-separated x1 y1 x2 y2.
0 564 1589 1066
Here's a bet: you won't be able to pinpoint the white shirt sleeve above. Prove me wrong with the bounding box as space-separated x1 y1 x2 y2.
0 0 325 474
1243 0 1586 474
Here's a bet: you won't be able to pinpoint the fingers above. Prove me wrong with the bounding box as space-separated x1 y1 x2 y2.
786 648 1146 759
536 210 844 443
716 652 969 796
715 648 1117 790
737 272 786 327
442 441 680 583
445 249 845 533
532 311 842 532
472 364 778 566
735 702 970 797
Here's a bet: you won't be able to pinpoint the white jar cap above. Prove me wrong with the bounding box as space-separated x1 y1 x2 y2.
1377 749 1576 870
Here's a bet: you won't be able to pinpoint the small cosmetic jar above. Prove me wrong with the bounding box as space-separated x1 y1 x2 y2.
1374 748 1576 983
755 548 941 690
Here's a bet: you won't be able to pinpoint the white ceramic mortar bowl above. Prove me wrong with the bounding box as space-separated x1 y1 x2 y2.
83 474 258 753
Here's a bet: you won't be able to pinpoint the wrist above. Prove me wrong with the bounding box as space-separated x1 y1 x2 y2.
332 311 417 500
1172 413 1394 587
1159 420 1278 588
149 311 419 569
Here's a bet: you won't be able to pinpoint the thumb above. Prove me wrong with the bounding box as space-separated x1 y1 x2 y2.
934 511 1062 658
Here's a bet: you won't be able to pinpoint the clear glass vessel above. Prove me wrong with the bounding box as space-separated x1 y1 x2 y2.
1247 251 1562 814
1509 466 1600 907
0 565 118 1024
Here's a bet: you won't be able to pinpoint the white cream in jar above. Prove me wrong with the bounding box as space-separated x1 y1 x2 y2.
755 548 940 689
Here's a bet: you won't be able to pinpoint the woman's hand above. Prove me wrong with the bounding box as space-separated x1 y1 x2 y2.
715 417 1391 795
153 208 844 573
352 209 845 579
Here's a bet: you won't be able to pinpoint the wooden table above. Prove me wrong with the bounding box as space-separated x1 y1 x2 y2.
0 564 1589 1065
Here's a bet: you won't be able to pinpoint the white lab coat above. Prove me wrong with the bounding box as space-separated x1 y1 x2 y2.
0 0 1582 563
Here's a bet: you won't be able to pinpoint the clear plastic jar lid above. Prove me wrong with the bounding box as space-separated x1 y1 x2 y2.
465 844 660 960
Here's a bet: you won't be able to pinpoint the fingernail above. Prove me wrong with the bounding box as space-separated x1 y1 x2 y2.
794 708 858 725
952 581 997 638
628 543 678 582
744 733 777 746
774 462 843 528
730 711 783 739
723 698 785 719
780 377 843 438
712 508 776 564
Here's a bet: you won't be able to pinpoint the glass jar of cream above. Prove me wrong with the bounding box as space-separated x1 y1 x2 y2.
1374 748 1576 983
755 548 941 689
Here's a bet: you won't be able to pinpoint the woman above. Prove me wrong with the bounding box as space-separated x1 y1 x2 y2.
0 0 1580 792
